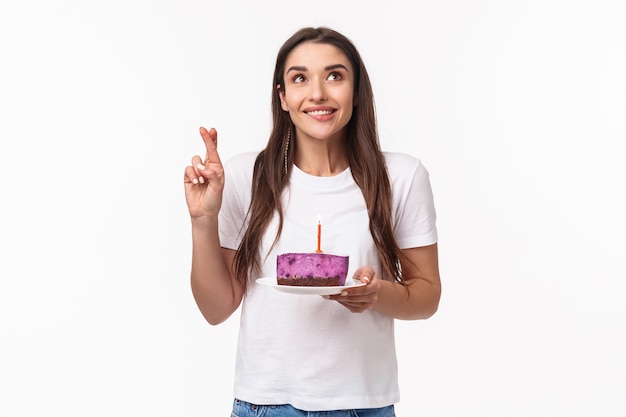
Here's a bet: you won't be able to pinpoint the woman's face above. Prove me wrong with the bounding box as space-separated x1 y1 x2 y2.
279 42 355 143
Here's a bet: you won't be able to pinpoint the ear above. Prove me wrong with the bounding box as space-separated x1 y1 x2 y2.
277 84 289 111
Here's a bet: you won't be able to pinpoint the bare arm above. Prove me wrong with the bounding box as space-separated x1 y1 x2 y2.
332 243 441 320
190 219 243 325
184 127 244 325
374 244 441 319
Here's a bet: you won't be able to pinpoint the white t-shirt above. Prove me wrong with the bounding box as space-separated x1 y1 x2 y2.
218 151 438 411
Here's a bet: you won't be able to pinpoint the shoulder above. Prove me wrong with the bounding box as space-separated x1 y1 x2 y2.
383 151 421 166
222 152 261 189
224 151 260 174
225 151 260 167
383 152 426 178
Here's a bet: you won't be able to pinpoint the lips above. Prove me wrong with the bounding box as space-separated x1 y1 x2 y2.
305 109 335 116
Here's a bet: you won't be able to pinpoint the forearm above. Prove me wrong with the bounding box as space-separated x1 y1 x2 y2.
190 216 242 325
372 244 441 320
373 277 441 320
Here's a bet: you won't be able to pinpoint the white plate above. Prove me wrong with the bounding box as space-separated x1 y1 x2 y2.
255 277 366 295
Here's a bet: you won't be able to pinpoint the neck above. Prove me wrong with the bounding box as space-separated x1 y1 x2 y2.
294 140 349 177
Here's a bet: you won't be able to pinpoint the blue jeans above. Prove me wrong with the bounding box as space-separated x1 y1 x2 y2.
231 399 395 417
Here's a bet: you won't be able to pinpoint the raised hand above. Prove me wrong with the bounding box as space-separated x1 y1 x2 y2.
183 127 225 219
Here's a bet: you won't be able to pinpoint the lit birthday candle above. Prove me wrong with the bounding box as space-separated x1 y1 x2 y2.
316 215 322 253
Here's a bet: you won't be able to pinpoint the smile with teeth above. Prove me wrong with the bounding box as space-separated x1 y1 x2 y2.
306 109 334 116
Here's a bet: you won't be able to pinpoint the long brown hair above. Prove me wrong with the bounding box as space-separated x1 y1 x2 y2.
234 27 407 288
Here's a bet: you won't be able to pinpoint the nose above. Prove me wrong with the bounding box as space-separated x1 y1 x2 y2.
309 77 327 102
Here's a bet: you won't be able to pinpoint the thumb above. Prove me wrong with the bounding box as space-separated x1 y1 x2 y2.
352 266 374 284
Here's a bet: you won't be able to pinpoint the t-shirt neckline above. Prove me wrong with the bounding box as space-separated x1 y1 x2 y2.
290 164 352 190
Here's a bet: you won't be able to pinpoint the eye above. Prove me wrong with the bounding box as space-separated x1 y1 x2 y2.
327 72 342 81
293 74 306 83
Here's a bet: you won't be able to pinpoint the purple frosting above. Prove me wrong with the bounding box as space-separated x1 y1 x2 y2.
277 253 349 285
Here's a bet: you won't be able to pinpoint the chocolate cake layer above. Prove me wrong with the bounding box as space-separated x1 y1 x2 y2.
276 276 341 287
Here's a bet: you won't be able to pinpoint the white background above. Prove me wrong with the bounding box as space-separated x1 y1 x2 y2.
1 1 625 416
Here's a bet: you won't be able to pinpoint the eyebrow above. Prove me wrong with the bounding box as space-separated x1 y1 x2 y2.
286 64 350 73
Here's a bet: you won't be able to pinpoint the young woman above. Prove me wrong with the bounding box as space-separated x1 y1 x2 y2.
184 27 441 416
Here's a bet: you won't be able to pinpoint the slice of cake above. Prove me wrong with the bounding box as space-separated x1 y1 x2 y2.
276 252 349 287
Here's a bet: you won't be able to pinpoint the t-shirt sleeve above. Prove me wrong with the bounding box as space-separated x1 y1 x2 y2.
388 153 438 249
218 153 256 250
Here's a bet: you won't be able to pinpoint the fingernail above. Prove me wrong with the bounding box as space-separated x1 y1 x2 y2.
192 178 198 184
362 276 370 283
340 291 348 296
197 163 206 170
321 295 330 299
199 177 205 184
